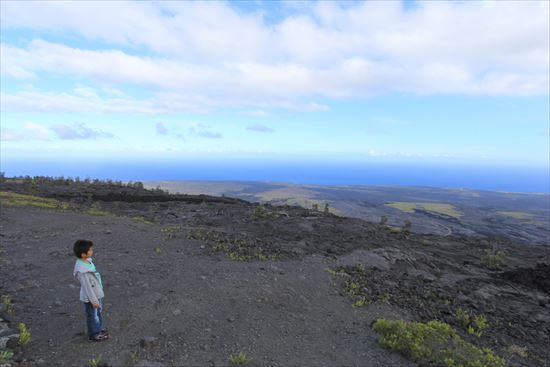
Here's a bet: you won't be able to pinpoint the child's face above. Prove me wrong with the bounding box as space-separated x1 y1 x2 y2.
82 247 93 259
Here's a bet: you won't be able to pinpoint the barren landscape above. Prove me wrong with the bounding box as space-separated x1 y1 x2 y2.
0 178 549 367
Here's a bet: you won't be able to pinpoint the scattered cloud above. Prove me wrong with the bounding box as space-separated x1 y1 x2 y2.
194 130 222 139
244 109 270 117
156 122 168 135
50 122 113 140
1 122 51 141
188 123 222 139
246 124 274 133
0 89 212 114
0 1 547 117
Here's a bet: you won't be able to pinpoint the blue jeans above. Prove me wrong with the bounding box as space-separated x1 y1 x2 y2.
84 299 103 338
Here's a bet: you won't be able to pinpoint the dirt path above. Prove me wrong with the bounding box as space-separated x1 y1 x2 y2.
0 206 413 367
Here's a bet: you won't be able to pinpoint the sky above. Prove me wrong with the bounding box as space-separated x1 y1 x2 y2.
1 1 549 173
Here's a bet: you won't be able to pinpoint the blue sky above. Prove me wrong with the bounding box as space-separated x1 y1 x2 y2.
1 1 549 171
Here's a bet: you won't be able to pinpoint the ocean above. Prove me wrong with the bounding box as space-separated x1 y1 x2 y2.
2 158 548 193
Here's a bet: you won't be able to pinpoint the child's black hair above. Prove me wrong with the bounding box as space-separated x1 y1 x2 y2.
73 239 94 258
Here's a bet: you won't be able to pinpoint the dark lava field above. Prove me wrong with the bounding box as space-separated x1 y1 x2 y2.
0 178 548 367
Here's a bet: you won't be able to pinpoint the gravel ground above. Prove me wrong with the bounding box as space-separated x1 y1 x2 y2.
0 205 413 367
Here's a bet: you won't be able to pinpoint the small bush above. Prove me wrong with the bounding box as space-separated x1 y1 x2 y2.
2 294 13 313
352 297 367 308
89 355 103 367
454 308 470 328
372 319 505 367
0 350 14 363
507 344 528 358
482 251 506 270
252 205 278 220
324 267 346 276
347 281 361 296
18 322 31 345
455 309 489 337
229 351 251 365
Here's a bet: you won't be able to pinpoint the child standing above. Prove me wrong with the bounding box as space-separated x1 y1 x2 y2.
73 239 109 341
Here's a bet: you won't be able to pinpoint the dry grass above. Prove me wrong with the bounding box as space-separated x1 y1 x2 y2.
385 202 463 219
0 191 71 210
495 211 534 221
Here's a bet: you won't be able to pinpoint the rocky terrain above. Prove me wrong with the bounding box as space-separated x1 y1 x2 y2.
0 177 549 367
145 180 550 245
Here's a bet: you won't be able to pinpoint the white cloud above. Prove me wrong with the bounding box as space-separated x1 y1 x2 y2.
246 124 274 133
244 109 270 117
0 122 51 141
156 122 168 135
187 122 222 139
51 122 113 140
0 89 212 114
0 0 548 115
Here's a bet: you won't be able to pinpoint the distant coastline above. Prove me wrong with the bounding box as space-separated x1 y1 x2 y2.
1 159 548 194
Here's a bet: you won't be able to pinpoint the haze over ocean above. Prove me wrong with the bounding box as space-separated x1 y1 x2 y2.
2 158 548 193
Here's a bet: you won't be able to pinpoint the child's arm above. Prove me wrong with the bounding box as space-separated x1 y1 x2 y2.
76 271 100 307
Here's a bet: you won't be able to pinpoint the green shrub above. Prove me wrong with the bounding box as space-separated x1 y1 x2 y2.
18 322 31 345
324 267 346 276
454 309 489 337
352 297 368 308
89 355 103 367
229 351 251 365
482 251 505 270
0 350 14 363
454 308 470 328
2 294 13 313
372 319 505 367
252 205 278 220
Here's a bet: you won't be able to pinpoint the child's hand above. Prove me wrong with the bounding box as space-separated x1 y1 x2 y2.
93 303 100 309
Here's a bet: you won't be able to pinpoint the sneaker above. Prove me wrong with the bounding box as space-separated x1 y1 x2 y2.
101 328 109 335
89 333 108 341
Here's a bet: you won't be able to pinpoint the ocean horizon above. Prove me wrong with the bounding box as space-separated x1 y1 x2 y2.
2 158 548 194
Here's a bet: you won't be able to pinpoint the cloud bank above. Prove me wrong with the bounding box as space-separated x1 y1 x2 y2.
1 1 548 114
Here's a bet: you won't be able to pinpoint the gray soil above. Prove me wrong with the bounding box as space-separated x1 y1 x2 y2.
0 181 549 367
0 206 413 367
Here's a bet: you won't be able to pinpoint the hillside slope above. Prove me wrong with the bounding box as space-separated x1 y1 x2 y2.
0 179 548 366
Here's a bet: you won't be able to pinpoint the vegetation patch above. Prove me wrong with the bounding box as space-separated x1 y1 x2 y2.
161 225 183 239
495 211 534 221
454 308 489 337
251 204 280 220
89 355 105 367
481 250 506 270
228 351 252 365
385 202 462 219
18 322 31 345
0 351 14 364
0 191 71 210
0 191 117 219
2 294 14 313
507 344 528 358
189 228 291 261
373 319 505 367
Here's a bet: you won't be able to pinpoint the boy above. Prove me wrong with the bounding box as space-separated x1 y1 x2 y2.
73 239 109 341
